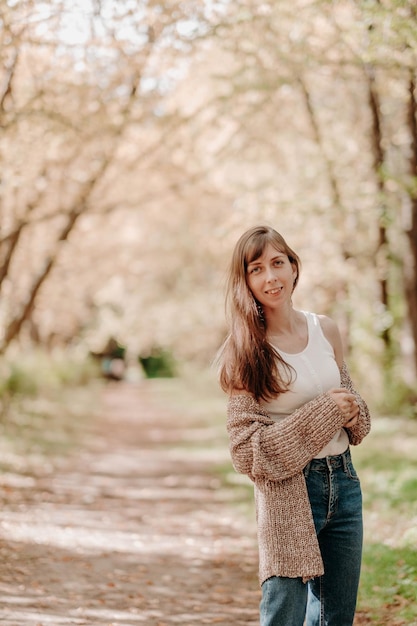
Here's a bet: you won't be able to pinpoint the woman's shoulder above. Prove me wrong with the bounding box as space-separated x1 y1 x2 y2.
299 310 343 366
315 313 343 367
316 313 339 334
300 309 336 330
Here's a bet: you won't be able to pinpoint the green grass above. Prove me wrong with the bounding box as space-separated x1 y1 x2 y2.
360 544 417 623
0 384 101 464
0 349 100 404
0 349 102 459
350 415 417 623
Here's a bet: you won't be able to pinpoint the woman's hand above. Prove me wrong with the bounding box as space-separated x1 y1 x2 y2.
327 388 359 427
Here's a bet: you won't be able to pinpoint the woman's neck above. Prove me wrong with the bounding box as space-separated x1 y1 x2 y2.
266 307 303 339
266 309 308 353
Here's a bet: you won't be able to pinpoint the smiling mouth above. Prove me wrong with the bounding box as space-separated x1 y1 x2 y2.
265 287 282 295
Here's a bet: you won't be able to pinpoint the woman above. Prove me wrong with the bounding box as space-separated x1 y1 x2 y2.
217 225 371 626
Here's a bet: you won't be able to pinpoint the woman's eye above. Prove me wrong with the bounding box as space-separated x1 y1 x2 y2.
249 266 260 274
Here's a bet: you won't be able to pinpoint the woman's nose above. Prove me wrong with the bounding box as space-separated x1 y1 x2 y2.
266 268 276 282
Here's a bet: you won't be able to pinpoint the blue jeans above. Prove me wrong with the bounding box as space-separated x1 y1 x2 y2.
260 448 363 626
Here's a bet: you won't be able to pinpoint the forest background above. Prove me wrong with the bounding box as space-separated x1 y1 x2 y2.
1 2 417 624
1 0 417 415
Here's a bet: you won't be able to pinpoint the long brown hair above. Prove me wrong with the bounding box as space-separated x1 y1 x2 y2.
217 225 301 401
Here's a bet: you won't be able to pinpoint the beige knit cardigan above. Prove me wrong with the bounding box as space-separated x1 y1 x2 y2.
227 362 371 585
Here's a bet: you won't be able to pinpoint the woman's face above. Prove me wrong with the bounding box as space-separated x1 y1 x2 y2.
246 243 297 309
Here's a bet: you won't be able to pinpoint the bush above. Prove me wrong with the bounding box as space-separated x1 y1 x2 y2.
1 362 39 397
378 376 417 419
0 349 100 402
138 347 176 378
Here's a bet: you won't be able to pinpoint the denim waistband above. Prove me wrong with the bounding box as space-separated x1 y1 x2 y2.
303 447 351 476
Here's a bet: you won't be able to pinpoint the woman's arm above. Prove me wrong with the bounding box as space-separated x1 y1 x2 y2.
340 361 371 444
227 315 371 483
227 392 347 482
318 315 371 444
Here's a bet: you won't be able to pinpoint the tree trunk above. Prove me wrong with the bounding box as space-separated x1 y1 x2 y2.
405 74 417 377
297 76 351 352
365 65 393 356
0 209 83 353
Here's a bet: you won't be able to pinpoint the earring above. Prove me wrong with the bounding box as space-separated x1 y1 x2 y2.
256 302 265 325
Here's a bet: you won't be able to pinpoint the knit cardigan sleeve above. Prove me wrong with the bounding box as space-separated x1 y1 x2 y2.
227 392 346 483
340 361 371 445
227 361 371 483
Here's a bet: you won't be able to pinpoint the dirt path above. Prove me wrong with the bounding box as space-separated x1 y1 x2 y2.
0 382 260 625
0 381 381 625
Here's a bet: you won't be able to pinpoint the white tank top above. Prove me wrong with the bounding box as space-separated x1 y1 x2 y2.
260 311 349 458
